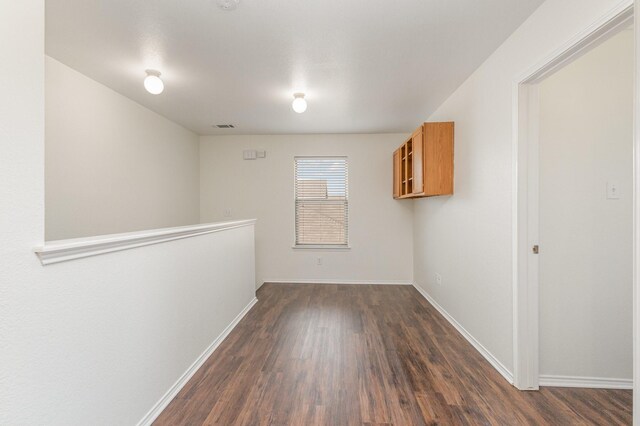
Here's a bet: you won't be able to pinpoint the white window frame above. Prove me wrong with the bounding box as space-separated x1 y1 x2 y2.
292 156 350 250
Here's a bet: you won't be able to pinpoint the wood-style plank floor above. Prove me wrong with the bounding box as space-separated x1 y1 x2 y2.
154 284 632 425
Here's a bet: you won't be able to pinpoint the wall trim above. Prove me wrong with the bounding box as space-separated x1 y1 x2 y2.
34 219 257 265
412 284 514 384
634 3 640 424
136 296 258 426
539 374 633 390
516 0 633 85
263 279 413 286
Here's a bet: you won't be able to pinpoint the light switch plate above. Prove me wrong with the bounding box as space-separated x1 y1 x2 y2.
607 181 620 199
243 150 257 160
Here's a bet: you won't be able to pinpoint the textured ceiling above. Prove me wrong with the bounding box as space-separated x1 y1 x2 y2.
46 0 544 135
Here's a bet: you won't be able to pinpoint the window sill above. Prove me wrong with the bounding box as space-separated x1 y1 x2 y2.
292 244 351 250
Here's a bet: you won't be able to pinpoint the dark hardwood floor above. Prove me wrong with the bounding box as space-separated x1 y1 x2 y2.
154 283 632 425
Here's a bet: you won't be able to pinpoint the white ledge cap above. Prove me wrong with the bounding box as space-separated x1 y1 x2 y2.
34 219 257 265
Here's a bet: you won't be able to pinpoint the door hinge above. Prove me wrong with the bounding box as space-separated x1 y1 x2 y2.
532 245 539 254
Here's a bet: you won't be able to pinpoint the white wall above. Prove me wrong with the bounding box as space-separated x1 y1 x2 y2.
538 29 633 380
45 56 200 241
5 225 256 426
0 0 46 420
200 134 414 287
2 5 257 424
413 0 629 374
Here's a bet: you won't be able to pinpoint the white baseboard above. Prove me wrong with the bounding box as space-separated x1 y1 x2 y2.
136 297 259 426
412 284 514 384
263 279 413 286
539 374 633 389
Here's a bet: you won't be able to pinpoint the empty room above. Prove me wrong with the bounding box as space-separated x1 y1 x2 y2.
2 0 639 425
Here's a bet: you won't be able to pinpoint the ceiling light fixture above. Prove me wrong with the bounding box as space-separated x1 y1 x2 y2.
217 0 240 11
144 69 164 95
292 93 307 113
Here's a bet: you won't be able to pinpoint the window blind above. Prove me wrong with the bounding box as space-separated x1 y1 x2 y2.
295 157 348 246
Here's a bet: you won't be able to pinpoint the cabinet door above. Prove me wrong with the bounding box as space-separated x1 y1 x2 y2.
412 127 424 194
393 149 401 198
424 122 454 196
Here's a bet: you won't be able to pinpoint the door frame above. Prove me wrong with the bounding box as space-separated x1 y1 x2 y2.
511 0 635 393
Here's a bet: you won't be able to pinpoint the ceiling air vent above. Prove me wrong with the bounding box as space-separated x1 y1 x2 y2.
215 124 235 129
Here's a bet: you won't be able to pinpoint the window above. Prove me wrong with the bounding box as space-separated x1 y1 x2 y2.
294 157 348 247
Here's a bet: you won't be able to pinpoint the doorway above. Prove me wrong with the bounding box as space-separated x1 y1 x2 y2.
536 27 633 388
511 0 634 398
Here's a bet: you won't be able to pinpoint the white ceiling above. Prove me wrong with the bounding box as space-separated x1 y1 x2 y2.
46 0 544 135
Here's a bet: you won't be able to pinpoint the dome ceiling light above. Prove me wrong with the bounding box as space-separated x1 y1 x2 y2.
292 93 307 114
144 69 164 95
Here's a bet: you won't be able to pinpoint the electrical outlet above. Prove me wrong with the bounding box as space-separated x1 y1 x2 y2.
223 209 231 217
435 273 443 286
317 257 323 266
243 150 257 160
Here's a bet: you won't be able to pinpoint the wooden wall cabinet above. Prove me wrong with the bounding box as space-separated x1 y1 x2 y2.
393 122 454 199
